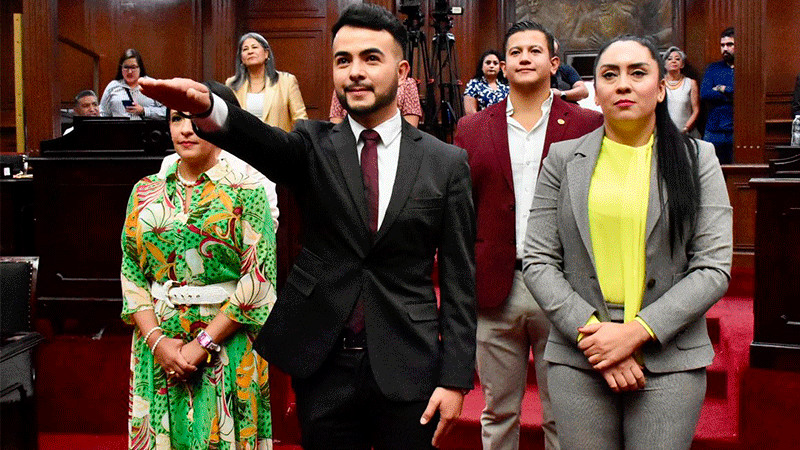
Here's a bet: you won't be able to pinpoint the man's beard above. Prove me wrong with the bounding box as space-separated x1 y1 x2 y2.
337 81 398 118
722 52 734 64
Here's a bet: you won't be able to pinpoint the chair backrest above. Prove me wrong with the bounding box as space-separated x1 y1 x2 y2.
0 256 39 334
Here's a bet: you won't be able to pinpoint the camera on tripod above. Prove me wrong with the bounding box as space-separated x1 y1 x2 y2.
399 0 423 24
431 0 463 23
399 0 464 142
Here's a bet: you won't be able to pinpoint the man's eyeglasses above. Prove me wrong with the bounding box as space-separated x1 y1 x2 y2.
122 65 140 71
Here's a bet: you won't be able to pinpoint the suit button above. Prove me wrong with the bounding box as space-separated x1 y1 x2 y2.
509 204 515 211
646 279 656 289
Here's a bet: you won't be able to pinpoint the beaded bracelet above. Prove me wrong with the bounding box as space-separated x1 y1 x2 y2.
143 326 162 344
150 334 167 354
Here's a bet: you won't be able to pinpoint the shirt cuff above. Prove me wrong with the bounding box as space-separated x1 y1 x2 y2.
634 316 657 340
577 314 601 343
193 93 228 133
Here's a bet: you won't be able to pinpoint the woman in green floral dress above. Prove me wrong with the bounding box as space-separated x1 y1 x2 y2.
120 93 276 449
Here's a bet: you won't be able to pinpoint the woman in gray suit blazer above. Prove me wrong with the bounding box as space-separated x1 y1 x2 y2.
522 36 732 449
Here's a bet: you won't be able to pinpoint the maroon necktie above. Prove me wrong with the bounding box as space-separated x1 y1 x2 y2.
360 129 380 236
345 129 380 338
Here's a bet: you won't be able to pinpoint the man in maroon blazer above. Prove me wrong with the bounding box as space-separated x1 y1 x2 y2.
455 21 602 450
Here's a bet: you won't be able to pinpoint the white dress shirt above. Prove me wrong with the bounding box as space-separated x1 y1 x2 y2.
195 95 403 231
347 111 402 230
245 92 265 118
506 93 553 259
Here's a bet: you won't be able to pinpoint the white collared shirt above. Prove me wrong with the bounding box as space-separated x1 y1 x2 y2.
506 93 553 258
245 93 265 118
347 110 402 230
195 96 402 230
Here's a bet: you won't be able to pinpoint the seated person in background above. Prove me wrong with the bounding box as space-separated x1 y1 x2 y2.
74 90 100 117
464 50 509 115
551 38 589 103
100 48 166 120
64 90 100 134
158 81 279 230
329 76 422 127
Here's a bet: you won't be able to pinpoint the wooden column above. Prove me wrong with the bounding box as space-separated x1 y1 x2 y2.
202 0 237 83
22 0 58 156
733 0 765 163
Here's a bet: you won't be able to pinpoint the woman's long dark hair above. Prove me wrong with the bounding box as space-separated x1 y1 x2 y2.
472 50 506 83
114 49 147 80
229 32 279 91
594 36 700 251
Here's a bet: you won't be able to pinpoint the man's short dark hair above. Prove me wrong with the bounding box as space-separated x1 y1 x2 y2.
331 3 407 56
74 89 97 106
721 27 735 39
503 20 556 58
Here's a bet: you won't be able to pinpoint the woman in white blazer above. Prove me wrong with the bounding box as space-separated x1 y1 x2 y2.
522 36 732 449
226 32 307 132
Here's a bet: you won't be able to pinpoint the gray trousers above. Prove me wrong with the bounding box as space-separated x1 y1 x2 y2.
477 271 558 450
547 363 706 450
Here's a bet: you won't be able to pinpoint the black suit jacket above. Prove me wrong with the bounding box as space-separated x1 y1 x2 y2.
199 103 477 402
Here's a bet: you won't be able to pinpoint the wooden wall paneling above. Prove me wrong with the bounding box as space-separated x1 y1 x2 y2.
53 0 206 138
245 0 329 120
22 0 59 156
723 164 770 270
245 0 327 19
202 0 237 83
686 0 735 65
445 0 478 104
113 0 203 81
259 26 328 119
733 0 764 164
57 39 99 108
762 1 800 150
762 1 800 107
58 0 116 95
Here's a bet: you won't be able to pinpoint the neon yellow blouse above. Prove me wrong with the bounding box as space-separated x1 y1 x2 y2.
584 135 655 338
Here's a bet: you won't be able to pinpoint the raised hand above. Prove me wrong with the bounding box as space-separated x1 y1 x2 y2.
139 78 211 116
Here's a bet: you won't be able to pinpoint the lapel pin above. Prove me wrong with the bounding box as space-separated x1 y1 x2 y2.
557 119 565 125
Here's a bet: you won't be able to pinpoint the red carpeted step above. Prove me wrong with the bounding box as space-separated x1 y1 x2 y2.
444 296 753 449
705 365 729 399
693 397 739 448
707 315 721 346
39 433 126 449
39 434 303 449
439 383 547 450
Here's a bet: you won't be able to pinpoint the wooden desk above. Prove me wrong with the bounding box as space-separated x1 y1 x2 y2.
0 178 35 256
28 156 162 306
749 177 800 371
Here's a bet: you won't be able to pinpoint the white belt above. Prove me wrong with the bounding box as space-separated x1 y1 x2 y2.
150 280 237 307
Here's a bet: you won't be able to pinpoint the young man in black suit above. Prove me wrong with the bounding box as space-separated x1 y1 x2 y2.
141 4 476 449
